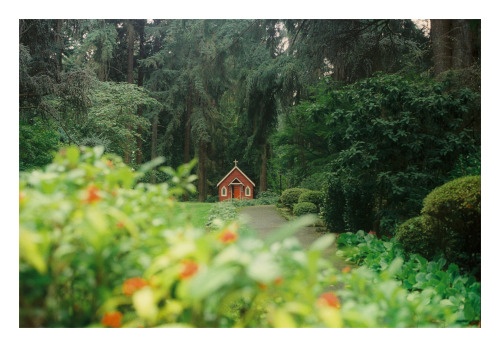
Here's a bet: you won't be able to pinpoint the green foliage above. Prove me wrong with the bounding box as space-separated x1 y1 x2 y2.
293 202 317 216
280 188 310 209
20 120 61 171
298 190 323 209
395 215 437 259
448 151 481 179
84 81 161 158
206 201 239 230
336 231 481 326
298 172 329 191
19 146 345 327
324 173 375 233
313 73 480 235
20 146 482 328
421 176 481 272
20 146 190 326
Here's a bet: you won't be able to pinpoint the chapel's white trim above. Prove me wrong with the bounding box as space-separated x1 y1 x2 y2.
245 186 251 196
217 166 256 187
221 186 227 196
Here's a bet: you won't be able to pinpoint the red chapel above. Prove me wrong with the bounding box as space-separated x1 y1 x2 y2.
217 160 255 201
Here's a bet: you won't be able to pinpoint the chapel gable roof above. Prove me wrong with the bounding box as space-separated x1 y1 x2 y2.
217 166 256 187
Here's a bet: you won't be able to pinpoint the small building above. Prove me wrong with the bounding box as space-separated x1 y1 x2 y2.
217 160 255 201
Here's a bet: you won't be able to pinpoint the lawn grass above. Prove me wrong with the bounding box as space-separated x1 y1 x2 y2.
176 202 214 229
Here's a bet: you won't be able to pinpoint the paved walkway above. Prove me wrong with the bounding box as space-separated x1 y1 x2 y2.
239 205 347 270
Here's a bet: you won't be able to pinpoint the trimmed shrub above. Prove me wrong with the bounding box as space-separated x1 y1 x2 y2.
298 191 323 210
293 202 318 216
395 215 437 259
281 188 310 209
422 175 481 271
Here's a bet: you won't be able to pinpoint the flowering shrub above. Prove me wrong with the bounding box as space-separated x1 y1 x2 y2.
19 146 340 327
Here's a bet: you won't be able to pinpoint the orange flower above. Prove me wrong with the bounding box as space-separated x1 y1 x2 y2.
179 260 198 280
274 277 283 286
342 266 351 273
317 292 341 309
83 185 101 204
218 229 238 244
106 160 114 169
101 311 123 328
19 192 25 202
258 283 267 290
116 221 125 229
123 277 148 296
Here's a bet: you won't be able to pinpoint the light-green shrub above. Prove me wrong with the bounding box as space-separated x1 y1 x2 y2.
281 188 310 209
293 202 318 216
298 190 323 211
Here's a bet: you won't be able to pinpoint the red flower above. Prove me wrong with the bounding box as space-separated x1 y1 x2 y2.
317 292 341 309
83 185 101 204
101 311 123 328
218 229 238 244
179 260 198 280
368 231 376 235
274 277 283 286
123 277 148 296
342 266 351 273
116 221 125 229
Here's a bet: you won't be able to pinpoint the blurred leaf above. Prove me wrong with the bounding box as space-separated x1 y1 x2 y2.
133 287 158 320
187 266 239 300
247 253 281 284
271 308 297 328
19 228 47 274
264 214 317 246
309 234 336 252
139 156 166 173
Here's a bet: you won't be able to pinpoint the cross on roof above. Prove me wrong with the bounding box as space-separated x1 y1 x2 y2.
233 159 238 167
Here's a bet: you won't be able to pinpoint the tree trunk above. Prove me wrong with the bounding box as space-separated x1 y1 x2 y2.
430 19 453 76
56 19 64 72
259 142 268 193
184 85 193 164
197 141 207 202
150 114 158 184
450 19 473 70
135 20 146 165
123 20 135 164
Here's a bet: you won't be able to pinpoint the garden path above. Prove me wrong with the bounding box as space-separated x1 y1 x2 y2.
239 205 347 270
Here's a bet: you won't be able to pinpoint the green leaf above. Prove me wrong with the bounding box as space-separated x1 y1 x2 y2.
19 228 47 274
139 156 166 173
309 233 336 252
247 253 281 283
187 266 239 300
264 214 317 246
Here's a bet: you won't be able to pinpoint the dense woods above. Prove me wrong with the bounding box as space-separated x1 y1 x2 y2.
20 18 480 222
19 18 482 329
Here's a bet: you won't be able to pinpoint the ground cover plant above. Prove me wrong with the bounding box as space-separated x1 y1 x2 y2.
336 231 481 326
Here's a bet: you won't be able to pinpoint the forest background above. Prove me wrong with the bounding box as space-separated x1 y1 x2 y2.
7 0 500 345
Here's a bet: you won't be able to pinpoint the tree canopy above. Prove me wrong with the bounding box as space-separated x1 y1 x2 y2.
20 19 480 214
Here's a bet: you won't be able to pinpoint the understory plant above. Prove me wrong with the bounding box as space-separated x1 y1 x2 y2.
336 231 481 326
